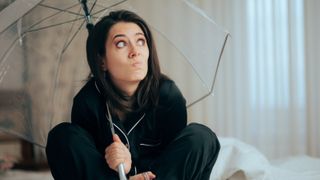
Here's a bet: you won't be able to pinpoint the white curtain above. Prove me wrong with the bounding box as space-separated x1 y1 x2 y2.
186 0 320 159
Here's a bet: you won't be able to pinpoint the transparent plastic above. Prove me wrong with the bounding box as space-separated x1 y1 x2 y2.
0 0 229 147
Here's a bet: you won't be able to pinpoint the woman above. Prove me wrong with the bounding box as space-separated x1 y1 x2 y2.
46 10 220 180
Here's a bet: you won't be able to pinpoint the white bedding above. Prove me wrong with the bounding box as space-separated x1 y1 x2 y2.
210 137 320 180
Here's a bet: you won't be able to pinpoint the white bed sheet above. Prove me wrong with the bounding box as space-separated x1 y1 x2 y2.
210 137 320 180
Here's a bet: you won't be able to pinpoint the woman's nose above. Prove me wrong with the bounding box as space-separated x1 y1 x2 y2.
128 44 139 58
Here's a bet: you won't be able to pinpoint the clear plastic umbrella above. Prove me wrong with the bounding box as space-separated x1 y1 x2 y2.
0 0 229 150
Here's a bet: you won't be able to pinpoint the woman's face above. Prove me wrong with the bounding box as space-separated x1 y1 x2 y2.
103 22 149 95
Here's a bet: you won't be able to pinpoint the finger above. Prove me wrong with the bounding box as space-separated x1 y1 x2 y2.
145 171 156 179
107 159 123 171
105 154 124 169
142 173 148 180
113 134 122 143
105 142 126 156
105 150 125 162
105 150 128 169
139 171 156 180
128 174 142 180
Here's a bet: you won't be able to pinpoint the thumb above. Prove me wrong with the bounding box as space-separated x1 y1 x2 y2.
113 134 122 143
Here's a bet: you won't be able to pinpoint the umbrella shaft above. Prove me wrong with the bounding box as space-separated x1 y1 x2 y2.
79 0 93 24
118 163 127 180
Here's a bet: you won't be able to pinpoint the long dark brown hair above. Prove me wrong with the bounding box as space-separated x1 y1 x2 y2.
86 10 166 115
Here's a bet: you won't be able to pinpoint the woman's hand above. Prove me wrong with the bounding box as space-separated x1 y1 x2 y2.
129 171 156 180
105 134 132 174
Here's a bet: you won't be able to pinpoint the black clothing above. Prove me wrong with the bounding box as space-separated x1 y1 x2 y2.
46 79 220 180
71 79 188 172
46 122 219 180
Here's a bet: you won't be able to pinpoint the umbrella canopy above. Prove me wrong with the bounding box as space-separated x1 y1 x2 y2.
0 0 229 147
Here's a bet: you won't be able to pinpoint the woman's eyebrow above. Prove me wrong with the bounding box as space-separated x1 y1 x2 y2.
112 32 145 40
136 32 145 36
113 34 125 40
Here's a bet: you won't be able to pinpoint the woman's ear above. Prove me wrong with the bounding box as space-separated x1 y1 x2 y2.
100 56 108 71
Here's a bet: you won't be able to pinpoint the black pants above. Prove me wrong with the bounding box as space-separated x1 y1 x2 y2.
46 123 220 180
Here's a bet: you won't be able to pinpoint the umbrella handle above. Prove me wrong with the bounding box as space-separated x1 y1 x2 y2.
118 163 127 180
106 103 127 180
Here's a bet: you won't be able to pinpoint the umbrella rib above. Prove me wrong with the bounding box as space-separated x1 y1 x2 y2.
25 3 84 33
210 34 230 92
26 18 84 33
187 33 230 108
38 3 83 17
62 21 86 53
89 0 98 14
90 0 128 16
0 19 84 71
60 4 86 55
26 0 122 33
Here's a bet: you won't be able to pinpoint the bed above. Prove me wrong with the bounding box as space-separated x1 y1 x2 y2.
210 138 320 180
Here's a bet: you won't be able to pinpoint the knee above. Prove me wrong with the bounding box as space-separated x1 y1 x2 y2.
184 123 220 153
46 122 86 153
47 122 73 145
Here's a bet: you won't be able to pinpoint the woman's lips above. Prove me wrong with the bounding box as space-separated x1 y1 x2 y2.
132 61 143 68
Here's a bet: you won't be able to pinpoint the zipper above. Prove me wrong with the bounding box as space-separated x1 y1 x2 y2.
139 142 161 147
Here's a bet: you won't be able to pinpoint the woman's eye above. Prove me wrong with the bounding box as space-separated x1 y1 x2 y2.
137 39 145 46
116 41 126 48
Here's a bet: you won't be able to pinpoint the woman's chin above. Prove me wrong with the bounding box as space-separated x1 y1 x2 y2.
131 73 147 81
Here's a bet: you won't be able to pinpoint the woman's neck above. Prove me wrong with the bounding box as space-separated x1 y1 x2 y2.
113 80 139 97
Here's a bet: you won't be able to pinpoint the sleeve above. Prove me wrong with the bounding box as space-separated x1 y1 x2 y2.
157 80 187 146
